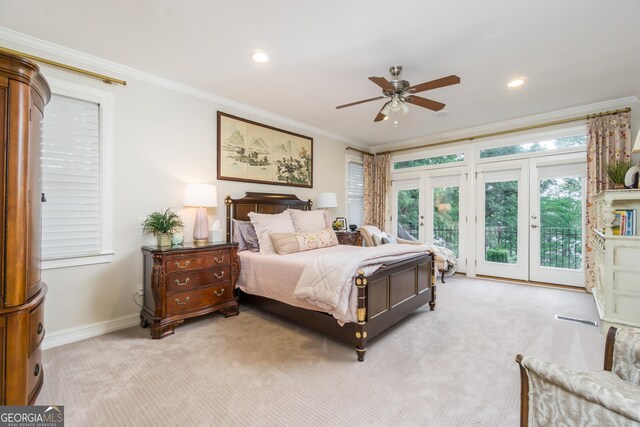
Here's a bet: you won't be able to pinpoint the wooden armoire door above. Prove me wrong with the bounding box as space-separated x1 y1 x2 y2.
27 96 44 301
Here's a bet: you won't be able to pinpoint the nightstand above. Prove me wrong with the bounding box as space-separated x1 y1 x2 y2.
335 230 362 246
140 242 240 339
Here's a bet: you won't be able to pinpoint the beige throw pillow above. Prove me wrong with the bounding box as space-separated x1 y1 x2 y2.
248 211 296 255
270 228 339 255
286 209 327 232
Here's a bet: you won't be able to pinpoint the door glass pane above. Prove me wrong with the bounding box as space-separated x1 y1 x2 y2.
485 181 518 264
397 189 419 240
539 177 583 269
433 187 459 257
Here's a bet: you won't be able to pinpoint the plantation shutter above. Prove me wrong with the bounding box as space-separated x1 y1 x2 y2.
41 94 101 259
347 161 364 227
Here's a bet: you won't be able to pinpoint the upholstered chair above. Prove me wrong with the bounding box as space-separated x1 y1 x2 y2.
515 327 640 426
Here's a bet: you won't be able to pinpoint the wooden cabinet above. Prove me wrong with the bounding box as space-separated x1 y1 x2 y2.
140 243 240 339
0 52 50 404
592 190 640 331
335 231 362 246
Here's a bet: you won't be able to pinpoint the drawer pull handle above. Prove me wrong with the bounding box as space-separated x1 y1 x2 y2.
37 323 43 334
175 260 191 269
214 271 225 279
213 288 225 297
214 256 224 263
34 363 40 376
174 278 190 286
175 296 191 305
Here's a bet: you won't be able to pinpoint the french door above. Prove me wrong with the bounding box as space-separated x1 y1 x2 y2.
392 168 466 273
476 154 585 286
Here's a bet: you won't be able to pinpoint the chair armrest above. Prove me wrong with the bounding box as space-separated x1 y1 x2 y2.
609 327 640 386
517 355 640 424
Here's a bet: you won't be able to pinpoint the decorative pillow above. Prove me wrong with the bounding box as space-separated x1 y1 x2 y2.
240 222 260 252
382 235 398 244
232 219 259 252
231 219 248 251
286 209 327 232
270 228 339 255
248 211 296 255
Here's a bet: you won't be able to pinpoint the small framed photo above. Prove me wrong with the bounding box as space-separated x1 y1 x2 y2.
333 217 348 231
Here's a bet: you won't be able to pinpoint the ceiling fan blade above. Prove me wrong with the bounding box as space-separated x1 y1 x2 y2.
405 96 446 111
407 75 460 94
336 96 385 109
368 76 395 92
374 102 390 122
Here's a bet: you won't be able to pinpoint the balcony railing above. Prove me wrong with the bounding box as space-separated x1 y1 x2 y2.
399 223 582 270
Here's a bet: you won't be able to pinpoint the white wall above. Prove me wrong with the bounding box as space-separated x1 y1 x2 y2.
27 61 350 339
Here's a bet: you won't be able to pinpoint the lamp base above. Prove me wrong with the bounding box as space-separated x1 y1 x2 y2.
193 239 209 247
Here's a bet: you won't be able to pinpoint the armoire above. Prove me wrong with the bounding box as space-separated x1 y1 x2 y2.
0 51 50 404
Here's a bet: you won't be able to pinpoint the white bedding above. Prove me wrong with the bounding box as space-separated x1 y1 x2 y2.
237 245 365 323
237 244 431 323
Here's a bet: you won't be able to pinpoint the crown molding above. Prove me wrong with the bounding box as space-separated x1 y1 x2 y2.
372 96 640 153
0 26 365 147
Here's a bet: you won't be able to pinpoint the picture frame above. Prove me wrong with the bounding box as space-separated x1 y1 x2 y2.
333 217 348 231
217 112 313 188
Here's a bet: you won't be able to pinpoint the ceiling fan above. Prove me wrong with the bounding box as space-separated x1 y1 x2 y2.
336 65 460 122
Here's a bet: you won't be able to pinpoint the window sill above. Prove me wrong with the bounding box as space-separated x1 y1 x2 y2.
42 253 114 270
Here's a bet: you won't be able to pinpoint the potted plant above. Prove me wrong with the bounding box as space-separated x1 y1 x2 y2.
142 208 184 247
606 159 632 189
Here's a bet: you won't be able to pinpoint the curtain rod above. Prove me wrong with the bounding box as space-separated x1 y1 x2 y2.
347 107 631 156
0 46 127 86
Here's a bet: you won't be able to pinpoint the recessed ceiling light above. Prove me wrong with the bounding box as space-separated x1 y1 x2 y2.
507 78 525 88
251 51 269 63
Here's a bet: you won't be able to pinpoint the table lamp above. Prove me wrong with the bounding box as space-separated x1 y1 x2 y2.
317 192 338 224
184 184 217 245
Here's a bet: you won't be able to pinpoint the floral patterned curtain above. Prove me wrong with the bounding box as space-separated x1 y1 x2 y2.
584 112 631 292
363 153 390 230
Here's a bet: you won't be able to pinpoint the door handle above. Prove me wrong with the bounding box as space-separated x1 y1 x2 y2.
531 224 538 228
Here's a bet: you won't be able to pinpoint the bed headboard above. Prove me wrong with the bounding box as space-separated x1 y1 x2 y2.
224 192 312 243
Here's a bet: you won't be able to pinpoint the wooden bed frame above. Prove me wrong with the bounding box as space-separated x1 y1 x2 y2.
225 192 435 361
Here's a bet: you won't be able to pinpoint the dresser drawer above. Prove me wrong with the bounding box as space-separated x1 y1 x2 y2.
165 251 229 273
166 265 230 292
27 347 43 403
166 284 233 315
29 302 45 354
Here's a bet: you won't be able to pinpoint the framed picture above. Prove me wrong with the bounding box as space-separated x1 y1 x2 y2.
217 112 313 188
333 217 347 231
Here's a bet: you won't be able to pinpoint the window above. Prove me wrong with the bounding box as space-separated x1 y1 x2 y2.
479 135 586 159
347 160 364 227
394 153 464 170
41 79 113 269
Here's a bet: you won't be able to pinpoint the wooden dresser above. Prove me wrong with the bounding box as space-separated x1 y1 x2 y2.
335 230 362 246
140 243 240 339
0 52 50 404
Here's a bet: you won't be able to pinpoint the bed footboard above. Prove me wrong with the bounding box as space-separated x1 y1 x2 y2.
238 252 434 361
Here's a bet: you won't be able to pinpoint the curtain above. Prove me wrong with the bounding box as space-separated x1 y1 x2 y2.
584 112 631 292
363 153 390 230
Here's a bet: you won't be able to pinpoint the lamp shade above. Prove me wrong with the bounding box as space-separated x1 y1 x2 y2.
633 131 640 154
316 192 337 208
184 184 217 207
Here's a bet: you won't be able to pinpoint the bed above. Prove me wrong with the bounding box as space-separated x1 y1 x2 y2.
225 192 436 361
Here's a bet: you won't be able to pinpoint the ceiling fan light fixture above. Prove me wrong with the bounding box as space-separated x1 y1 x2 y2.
381 103 392 117
251 50 269 63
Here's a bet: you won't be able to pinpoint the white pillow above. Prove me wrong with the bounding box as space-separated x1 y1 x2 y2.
287 209 327 232
248 211 296 255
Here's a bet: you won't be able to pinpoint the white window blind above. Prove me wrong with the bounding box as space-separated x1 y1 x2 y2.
347 161 364 227
41 94 101 260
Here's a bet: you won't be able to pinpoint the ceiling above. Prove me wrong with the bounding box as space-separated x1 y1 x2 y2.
1 0 639 146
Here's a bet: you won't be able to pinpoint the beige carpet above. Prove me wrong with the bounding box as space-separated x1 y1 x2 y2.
37 276 604 426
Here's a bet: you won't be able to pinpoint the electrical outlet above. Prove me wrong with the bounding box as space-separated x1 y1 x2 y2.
137 285 144 296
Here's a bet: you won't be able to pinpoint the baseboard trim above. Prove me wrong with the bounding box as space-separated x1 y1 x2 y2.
42 314 140 350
